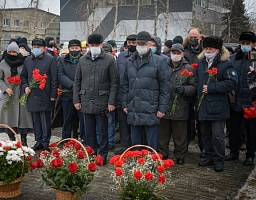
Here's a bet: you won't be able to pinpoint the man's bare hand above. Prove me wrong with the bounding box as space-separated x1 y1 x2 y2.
123 108 128 114
25 87 31 95
157 111 165 118
74 103 81 110
108 104 115 112
6 88 13 96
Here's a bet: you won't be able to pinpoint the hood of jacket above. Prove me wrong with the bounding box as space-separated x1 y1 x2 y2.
151 36 162 55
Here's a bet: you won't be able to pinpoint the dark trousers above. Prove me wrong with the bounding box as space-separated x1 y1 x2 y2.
158 118 188 158
118 109 131 150
131 125 158 151
62 100 85 142
31 111 51 145
229 109 256 158
200 120 225 163
84 113 108 163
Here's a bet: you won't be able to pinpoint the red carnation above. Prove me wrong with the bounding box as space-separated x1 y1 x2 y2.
157 165 165 173
115 168 123 176
96 155 103 166
52 150 61 157
77 150 86 159
3 146 10 151
137 158 145 165
109 155 121 164
151 154 159 161
132 150 143 157
191 63 198 70
49 142 58 149
144 172 154 181
26 155 33 161
88 162 97 171
163 159 175 168
141 149 150 155
15 141 22 148
86 146 95 156
29 162 37 172
36 159 44 168
158 175 166 184
114 160 123 168
68 162 78 174
133 170 143 180
54 157 63 167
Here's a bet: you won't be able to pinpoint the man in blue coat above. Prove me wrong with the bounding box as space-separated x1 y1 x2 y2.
197 36 238 172
21 38 57 150
122 31 170 151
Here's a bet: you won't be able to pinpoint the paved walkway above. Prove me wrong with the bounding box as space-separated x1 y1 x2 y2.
1 129 256 200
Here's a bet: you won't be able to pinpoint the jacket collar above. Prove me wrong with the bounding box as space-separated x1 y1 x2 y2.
85 50 105 61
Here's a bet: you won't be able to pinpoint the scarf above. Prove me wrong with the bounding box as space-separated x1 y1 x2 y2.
5 53 25 76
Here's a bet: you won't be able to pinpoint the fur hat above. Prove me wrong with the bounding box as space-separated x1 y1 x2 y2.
164 40 173 48
7 42 19 53
239 32 256 43
203 36 223 49
32 38 46 47
136 31 151 42
68 39 81 48
126 34 137 41
88 34 103 44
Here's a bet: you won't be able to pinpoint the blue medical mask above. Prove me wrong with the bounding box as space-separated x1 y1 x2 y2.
32 48 42 57
241 45 252 53
150 46 157 54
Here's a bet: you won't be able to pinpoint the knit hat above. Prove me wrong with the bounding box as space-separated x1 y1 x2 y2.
102 43 112 52
81 40 87 48
173 36 183 44
171 43 184 52
68 39 81 48
203 36 223 50
136 31 151 42
88 34 103 44
107 40 117 47
164 40 173 48
32 38 46 47
239 32 256 43
7 42 20 53
126 34 137 41
60 48 69 56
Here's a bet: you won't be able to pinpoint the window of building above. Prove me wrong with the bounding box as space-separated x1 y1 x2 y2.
14 19 20 27
211 23 216 35
196 0 206 7
4 18 10 26
24 20 29 27
41 22 46 29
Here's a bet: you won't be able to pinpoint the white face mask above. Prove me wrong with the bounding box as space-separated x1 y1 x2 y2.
204 52 217 60
171 54 182 62
136 45 148 55
90 46 101 56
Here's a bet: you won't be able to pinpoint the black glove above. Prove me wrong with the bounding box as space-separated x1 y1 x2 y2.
175 85 184 94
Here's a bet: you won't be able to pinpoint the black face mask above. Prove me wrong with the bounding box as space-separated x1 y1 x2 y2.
47 43 54 48
70 50 81 58
128 45 136 52
188 38 199 47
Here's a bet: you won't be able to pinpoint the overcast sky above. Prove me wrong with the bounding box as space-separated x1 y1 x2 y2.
0 0 254 16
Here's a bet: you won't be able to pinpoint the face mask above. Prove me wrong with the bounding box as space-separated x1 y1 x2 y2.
204 52 217 60
171 54 182 62
69 50 81 58
32 48 42 57
47 43 54 48
6 53 18 61
189 38 199 46
90 46 101 56
150 46 157 54
241 45 252 53
136 45 148 55
128 45 136 52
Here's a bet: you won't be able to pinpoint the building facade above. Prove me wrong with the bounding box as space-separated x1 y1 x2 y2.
0 8 60 51
60 0 227 44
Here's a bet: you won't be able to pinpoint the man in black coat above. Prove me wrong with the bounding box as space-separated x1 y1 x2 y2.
122 31 170 151
73 34 119 165
58 39 85 143
197 36 237 172
21 38 58 150
225 32 256 166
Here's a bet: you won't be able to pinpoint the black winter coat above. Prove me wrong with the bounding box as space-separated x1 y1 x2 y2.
73 50 119 114
230 50 253 111
122 50 170 126
58 53 83 100
166 58 197 120
20 53 58 112
196 47 238 121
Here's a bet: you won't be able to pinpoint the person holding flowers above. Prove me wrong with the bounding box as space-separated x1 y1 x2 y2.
197 36 237 172
0 42 33 145
20 38 57 151
225 32 256 166
158 43 196 164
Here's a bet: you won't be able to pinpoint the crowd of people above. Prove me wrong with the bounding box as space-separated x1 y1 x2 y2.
0 27 256 172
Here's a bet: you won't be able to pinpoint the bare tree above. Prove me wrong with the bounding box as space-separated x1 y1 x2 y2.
112 0 119 40
0 0 6 51
192 0 197 26
91 0 96 33
164 0 169 41
33 0 39 37
136 0 140 33
153 0 158 36
200 0 209 30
